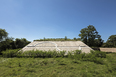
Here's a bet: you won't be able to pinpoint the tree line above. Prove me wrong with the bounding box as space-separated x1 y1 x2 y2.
0 28 30 54
79 25 116 48
34 25 116 48
0 25 116 53
34 36 81 41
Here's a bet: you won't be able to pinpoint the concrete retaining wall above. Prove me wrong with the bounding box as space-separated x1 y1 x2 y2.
100 48 116 52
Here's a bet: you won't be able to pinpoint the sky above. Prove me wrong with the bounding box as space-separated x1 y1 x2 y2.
0 0 116 42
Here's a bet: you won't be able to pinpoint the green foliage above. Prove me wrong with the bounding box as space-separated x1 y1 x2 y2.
73 37 76 40
102 35 116 47
0 29 30 55
72 59 81 64
0 38 30 54
16 49 106 65
34 37 81 41
0 28 30 54
0 28 9 54
74 50 82 54
2 49 20 58
64 36 67 40
0 37 14 52
0 53 116 77
1 49 106 65
40 60 48 65
15 38 30 48
67 50 106 64
15 50 66 58
79 25 103 47
0 28 8 42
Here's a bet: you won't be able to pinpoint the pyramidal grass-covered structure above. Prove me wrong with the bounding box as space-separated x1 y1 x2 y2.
21 41 93 53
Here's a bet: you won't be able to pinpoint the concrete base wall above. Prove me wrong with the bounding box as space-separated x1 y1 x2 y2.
100 48 116 52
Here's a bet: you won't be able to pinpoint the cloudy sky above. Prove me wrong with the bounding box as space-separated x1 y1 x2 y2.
0 0 116 42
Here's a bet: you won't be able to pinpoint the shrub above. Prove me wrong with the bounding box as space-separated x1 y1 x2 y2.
16 50 66 58
1 48 106 64
73 50 81 55
2 49 20 58
94 58 104 64
67 50 106 64
90 50 106 58
68 50 82 59
72 59 81 64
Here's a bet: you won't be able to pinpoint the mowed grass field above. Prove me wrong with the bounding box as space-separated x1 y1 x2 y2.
0 53 116 77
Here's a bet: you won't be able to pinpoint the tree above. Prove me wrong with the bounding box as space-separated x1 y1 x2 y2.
105 35 116 47
73 37 76 40
0 28 8 42
65 36 67 40
76 38 81 41
79 25 103 47
73 38 81 41
0 37 14 51
0 37 14 55
44 37 45 41
15 38 30 48
0 28 9 54
94 38 104 47
0 28 30 55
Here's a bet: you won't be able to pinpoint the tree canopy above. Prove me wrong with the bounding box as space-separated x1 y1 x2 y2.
79 25 103 47
102 35 116 47
15 38 30 48
0 28 8 42
0 28 30 54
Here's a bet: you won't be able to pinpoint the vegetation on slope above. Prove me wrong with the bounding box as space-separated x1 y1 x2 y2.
34 36 81 41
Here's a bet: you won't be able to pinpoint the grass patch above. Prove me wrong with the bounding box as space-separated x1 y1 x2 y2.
0 54 116 77
0 49 116 76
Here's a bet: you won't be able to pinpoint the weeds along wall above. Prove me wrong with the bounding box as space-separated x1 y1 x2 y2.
1 49 107 64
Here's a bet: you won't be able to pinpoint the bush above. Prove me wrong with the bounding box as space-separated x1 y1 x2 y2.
68 50 106 64
68 50 82 59
94 58 104 64
90 50 106 58
2 49 20 58
74 50 81 55
1 49 106 65
16 50 66 58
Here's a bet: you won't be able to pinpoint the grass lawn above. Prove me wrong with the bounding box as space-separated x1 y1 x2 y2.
0 53 116 77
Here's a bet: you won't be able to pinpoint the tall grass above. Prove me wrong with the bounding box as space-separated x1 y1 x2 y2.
0 49 116 77
2 49 66 58
1 49 20 58
67 50 106 64
1 49 107 64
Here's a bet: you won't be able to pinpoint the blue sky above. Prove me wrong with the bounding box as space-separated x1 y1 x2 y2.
0 0 116 42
